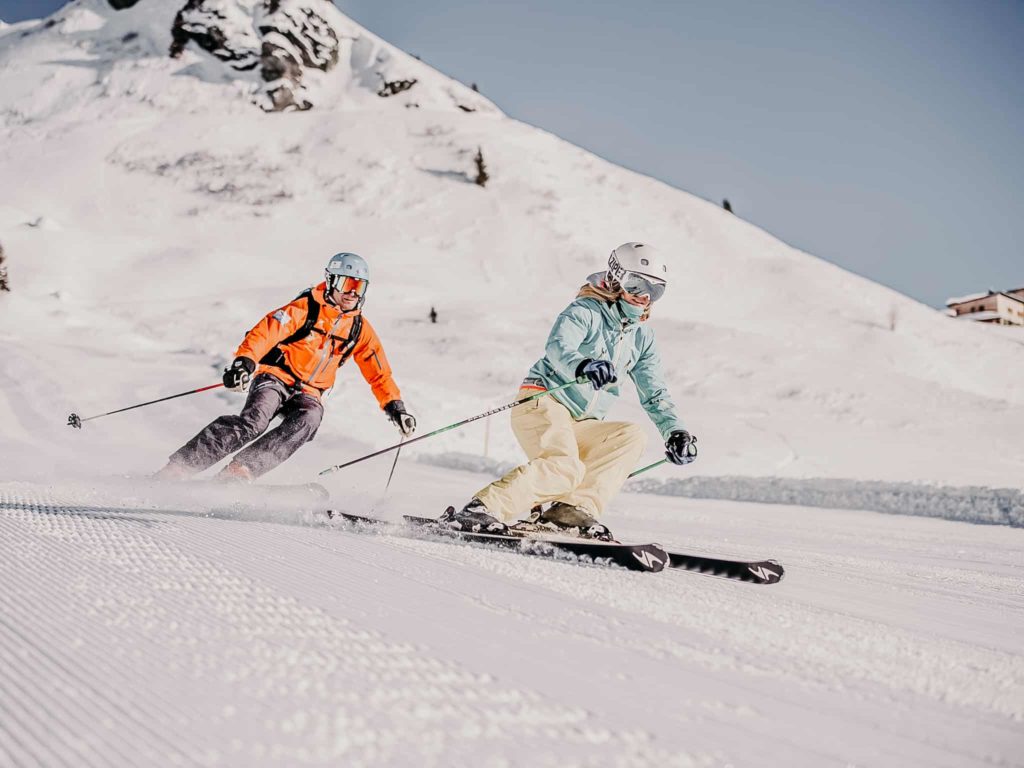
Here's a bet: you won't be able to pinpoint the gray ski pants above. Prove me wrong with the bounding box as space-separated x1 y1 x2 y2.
169 374 324 478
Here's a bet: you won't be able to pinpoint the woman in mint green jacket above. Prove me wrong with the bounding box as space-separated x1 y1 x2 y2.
442 242 698 539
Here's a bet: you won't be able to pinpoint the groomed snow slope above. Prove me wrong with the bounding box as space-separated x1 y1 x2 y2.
0 0 1021 492
2 467 1023 767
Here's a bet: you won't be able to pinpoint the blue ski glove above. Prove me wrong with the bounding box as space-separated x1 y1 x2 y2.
575 359 617 391
223 357 256 391
384 399 417 437
665 430 697 465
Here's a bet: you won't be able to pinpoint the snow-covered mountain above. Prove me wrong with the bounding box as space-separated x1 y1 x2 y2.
2 5 1023 767
1 0 1022 491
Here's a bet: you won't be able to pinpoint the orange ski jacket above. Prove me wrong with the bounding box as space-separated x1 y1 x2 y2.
234 282 401 405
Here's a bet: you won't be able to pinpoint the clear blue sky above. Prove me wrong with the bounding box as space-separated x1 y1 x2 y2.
3 0 1021 307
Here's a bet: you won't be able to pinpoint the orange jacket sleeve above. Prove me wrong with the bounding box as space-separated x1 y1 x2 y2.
353 317 401 408
233 296 306 364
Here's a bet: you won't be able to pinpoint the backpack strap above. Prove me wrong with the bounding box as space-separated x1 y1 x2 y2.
337 315 362 367
258 290 363 389
258 289 320 389
276 289 319 348
258 290 318 367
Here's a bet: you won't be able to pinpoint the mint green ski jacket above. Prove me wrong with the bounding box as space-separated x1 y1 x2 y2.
524 295 686 439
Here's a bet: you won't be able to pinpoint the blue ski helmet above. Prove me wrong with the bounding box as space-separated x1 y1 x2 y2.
325 252 370 307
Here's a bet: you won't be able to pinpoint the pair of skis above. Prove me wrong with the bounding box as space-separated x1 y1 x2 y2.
327 508 784 585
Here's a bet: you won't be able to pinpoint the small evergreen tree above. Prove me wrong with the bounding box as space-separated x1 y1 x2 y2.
0 242 9 292
473 147 489 187
722 198 733 213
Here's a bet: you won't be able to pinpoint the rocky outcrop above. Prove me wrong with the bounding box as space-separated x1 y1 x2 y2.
164 0 489 114
257 0 339 111
107 0 143 9
169 0 261 70
377 77 417 98
168 0 339 111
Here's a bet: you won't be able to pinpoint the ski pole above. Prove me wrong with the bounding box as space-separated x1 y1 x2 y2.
628 436 698 477
67 383 224 429
384 436 405 492
319 379 584 476
628 458 668 478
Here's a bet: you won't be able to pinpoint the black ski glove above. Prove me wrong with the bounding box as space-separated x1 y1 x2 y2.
575 359 617 391
665 430 697 465
384 399 417 437
223 357 256 391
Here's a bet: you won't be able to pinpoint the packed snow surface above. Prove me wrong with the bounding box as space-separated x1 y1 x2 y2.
2 469 1023 767
1 3 1023 766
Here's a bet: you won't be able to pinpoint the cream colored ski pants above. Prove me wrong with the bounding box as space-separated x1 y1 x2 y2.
476 388 648 522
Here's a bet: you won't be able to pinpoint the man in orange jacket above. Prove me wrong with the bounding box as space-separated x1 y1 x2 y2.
155 252 415 482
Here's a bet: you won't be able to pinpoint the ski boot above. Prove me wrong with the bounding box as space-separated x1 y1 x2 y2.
216 462 255 484
439 499 509 534
539 502 615 542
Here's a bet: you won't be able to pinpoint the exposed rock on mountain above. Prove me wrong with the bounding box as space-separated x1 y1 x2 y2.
168 0 339 110
161 0 483 113
257 0 339 111
169 0 261 71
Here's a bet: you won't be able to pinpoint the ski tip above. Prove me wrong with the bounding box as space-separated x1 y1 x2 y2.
746 561 785 584
630 544 669 573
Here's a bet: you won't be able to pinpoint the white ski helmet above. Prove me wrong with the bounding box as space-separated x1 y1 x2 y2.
325 252 370 307
606 242 668 301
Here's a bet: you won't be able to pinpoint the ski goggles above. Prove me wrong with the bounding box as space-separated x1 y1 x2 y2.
328 275 369 296
619 272 666 302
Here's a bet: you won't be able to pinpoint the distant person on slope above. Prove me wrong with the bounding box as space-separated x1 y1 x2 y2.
155 252 416 482
442 242 696 540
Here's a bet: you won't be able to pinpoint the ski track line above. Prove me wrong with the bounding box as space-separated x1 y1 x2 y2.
2 499 411 768
0 617 143 768
422 524 1024 723
1 514 211 757
0 501 376 765
201 519 856 768
140 510 849 767
2 496 713 768
315 521 1024 760
0 637 89 768
0 505 228 766
632 505 1024 655
165 515 726 768
262 521 1015 768
4 489 1023 766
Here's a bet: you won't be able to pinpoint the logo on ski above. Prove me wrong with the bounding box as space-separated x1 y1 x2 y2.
631 550 664 569
747 564 780 582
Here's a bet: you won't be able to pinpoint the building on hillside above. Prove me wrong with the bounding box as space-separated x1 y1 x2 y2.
945 289 1024 326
